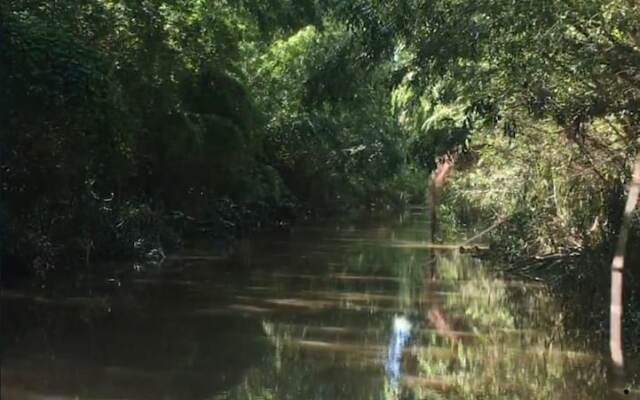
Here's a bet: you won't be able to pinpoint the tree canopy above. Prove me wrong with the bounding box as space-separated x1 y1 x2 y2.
1 0 639 274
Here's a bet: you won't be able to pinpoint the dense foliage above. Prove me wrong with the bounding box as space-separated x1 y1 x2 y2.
2 0 639 278
2 1 640 396
1 1 423 275
343 0 640 251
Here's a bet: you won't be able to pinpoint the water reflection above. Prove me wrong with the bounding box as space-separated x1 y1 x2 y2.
385 316 412 393
1 210 635 399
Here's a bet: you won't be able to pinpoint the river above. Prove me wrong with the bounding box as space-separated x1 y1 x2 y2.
0 209 628 399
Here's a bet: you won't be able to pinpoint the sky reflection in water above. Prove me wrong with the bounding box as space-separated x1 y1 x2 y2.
385 315 412 387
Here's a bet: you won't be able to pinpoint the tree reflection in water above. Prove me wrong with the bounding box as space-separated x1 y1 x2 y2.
2 211 631 399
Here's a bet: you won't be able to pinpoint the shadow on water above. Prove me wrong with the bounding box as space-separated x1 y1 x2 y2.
1 291 268 399
2 208 637 399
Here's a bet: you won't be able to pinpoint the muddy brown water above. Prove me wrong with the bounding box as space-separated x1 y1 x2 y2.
1 210 636 399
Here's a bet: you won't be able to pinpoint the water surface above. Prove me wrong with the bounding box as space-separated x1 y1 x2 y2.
1 210 626 399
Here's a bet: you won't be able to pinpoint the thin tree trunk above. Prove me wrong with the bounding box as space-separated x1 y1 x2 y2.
610 154 640 373
428 175 438 243
428 158 454 243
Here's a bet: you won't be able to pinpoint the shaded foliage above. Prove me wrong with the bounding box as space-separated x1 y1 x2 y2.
0 1 421 276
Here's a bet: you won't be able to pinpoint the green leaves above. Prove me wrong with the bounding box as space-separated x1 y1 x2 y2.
3 0 436 271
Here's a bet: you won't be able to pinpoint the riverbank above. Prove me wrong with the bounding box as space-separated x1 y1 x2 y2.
1 195 418 289
464 226 640 389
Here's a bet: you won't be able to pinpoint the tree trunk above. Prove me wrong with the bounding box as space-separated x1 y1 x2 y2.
610 154 640 374
427 158 454 243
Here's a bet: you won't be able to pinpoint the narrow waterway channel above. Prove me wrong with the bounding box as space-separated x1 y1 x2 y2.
1 209 623 399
